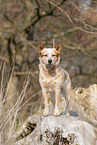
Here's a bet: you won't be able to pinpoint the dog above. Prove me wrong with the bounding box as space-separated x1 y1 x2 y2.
38 42 71 116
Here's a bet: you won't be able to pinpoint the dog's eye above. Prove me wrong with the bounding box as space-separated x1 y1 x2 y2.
52 54 56 57
44 54 47 57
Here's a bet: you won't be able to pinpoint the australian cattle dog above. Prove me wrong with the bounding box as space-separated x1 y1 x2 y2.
38 42 71 116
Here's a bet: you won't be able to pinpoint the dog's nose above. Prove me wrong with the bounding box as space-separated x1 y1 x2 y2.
48 59 52 64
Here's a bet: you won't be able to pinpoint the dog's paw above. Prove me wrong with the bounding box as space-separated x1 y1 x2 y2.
54 109 60 116
43 109 49 116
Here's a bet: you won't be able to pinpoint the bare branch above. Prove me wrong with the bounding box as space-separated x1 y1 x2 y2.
46 0 97 34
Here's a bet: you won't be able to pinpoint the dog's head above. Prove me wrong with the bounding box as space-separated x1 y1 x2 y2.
38 42 61 67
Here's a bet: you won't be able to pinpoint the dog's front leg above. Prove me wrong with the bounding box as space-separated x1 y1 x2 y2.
42 88 49 116
54 89 60 116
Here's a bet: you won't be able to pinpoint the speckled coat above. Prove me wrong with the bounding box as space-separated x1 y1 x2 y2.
38 42 71 116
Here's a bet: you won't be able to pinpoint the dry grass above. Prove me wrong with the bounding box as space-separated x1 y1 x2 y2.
0 61 41 145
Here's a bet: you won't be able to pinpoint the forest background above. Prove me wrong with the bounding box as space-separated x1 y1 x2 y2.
0 0 97 144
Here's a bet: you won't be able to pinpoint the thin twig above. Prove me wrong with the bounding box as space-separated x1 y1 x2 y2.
0 56 9 63
69 0 97 23
14 71 39 78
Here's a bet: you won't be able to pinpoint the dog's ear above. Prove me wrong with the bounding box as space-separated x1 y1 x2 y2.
38 42 45 53
55 43 61 54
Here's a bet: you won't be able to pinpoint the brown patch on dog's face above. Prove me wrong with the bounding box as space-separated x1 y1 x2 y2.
39 51 44 58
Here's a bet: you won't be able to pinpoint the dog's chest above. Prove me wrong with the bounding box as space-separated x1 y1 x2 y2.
39 69 64 91
42 76 57 90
